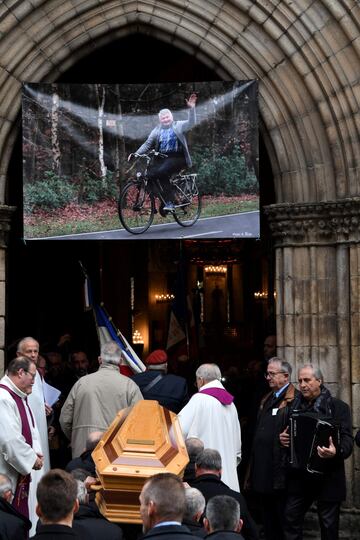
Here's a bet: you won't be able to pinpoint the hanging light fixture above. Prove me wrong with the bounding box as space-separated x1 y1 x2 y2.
204 265 227 274
132 329 144 344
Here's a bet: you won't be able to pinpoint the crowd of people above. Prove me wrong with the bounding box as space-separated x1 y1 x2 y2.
0 334 357 540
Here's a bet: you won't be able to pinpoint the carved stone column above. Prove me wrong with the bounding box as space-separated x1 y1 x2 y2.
265 198 360 508
0 205 16 376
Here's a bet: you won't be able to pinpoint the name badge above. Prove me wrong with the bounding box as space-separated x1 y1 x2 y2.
272 408 278 416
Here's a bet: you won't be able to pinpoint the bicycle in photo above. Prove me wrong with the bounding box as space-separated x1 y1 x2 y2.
118 150 201 234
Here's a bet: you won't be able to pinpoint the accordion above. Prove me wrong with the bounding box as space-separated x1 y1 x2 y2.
289 411 340 474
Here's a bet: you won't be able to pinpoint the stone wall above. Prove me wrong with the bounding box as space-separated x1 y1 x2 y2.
266 199 360 509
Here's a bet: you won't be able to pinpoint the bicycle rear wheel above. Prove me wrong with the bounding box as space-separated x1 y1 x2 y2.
118 181 155 234
173 180 201 227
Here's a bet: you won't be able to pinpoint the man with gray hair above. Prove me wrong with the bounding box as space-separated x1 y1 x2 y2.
65 430 104 476
184 438 205 483
246 357 297 540
131 93 197 211
183 487 206 537
178 364 241 491
204 495 244 540
191 450 258 540
71 479 123 539
0 473 31 539
60 340 143 457
280 364 353 540
139 472 198 540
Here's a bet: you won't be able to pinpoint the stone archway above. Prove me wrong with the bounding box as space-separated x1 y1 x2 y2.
1 1 359 203
1 0 360 512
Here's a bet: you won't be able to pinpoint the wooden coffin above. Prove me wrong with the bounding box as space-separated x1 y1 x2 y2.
92 399 189 523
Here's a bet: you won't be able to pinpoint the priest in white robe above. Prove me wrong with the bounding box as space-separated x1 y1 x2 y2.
17 337 51 473
178 363 242 492
0 356 44 534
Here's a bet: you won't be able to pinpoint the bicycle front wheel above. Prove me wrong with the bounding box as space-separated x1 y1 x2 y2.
173 193 202 227
118 181 155 234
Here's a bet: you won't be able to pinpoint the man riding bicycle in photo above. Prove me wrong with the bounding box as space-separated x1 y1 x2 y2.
129 93 197 212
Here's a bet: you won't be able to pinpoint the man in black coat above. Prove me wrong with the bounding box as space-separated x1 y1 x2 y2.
30 469 81 539
65 431 103 476
280 364 353 540
246 358 298 540
139 472 199 540
132 349 189 413
203 495 244 540
0 473 31 540
183 487 206 537
183 438 204 483
190 449 258 540
72 479 123 540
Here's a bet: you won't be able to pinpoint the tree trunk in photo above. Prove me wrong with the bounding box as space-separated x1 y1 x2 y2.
51 84 61 175
95 84 107 186
114 84 126 186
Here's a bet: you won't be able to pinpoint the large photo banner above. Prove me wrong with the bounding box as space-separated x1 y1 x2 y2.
22 81 259 240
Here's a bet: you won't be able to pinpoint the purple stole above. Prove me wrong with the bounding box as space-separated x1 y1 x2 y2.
0 384 35 520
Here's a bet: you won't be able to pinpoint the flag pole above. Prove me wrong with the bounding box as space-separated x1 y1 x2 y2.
100 303 146 372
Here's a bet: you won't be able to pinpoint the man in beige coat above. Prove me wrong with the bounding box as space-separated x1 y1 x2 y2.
60 341 143 457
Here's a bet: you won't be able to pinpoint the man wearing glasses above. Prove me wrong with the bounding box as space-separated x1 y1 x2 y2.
0 356 43 531
246 358 298 540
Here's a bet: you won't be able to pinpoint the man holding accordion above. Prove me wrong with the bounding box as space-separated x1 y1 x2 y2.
280 364 353 540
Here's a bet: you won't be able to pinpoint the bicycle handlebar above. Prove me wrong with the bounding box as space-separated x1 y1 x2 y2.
132 150 168 160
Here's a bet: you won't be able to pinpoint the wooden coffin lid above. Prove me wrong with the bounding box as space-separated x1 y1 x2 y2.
92 399 189 488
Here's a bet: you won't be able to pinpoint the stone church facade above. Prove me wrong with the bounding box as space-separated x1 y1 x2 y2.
0 0 359 521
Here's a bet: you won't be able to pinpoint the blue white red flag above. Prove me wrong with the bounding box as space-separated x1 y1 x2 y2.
94 303 146 373
166 259 198 362
81 263 146 373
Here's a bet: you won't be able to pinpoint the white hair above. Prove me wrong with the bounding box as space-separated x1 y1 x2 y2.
158 108 172 118
196 363 221 383
184 488 205 521
100 341 122 366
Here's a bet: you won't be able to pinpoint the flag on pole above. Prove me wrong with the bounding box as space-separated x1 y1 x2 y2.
166 261 187 352
166 256 198 363
80 262 146 373
94 303 146 373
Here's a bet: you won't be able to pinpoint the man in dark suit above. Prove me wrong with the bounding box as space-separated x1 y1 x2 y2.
246 358 298 540
65 431 103 477
0 473 31 540
72 479 123 540
183 438 204 483
280 364 353 540
190 450 258 540
183 487 206 537
139 472 198 540
132 350 189 413
30 469 80 539
204 495 244 540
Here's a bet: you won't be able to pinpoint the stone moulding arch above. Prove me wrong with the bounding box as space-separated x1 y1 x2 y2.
0 1 359 207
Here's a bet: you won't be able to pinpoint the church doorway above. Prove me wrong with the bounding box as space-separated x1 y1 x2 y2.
7 33 276 378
